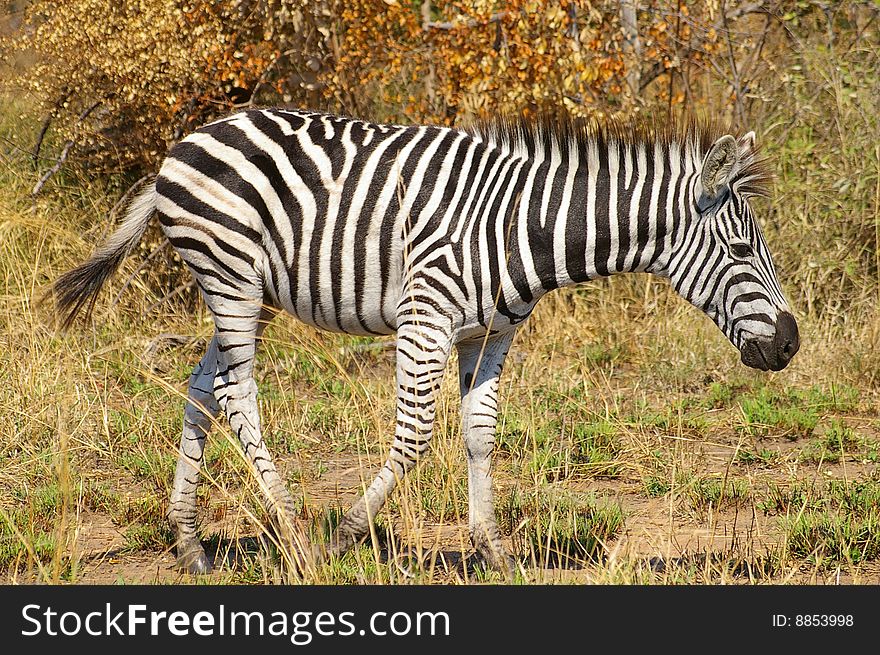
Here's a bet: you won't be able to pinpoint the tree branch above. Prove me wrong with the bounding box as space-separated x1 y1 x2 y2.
30 100 102 197
30 140 74 197
32 91 71 169
112 237 166 308
636 0 769 95
619 0 642 95
142 280 196 317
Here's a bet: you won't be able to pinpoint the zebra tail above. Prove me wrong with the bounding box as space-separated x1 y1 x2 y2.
52 178 157 328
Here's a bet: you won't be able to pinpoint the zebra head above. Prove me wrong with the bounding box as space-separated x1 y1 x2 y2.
669 131 799 371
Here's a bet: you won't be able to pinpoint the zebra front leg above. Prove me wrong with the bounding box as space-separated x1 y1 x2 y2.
457 333 515 577
323 319 453 558
168 338 220 574
211 306 313 575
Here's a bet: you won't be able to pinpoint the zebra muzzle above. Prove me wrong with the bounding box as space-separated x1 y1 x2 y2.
740 311 799 372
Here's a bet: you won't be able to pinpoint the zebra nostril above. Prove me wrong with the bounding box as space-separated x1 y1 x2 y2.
775 312 799 364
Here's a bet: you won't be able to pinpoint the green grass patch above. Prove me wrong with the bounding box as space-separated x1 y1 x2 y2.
408 460 468 523
738 384 859 440
498 391 622 483
581 342 626 368
636 403 709 435
643 476 671 497
735 447 779 466
799 421 869 465
0 484 64 569
765 480 880 567
122 522 175 552
498 487 624 565
522 417 622 482
680 474 751 516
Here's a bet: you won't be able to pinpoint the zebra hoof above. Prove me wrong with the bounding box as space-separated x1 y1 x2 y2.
311 541 329 564
325 527 359 560
176 547 213 575
473 540 516 579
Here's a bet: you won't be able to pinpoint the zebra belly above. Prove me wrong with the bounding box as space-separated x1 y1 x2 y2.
269 250 402 337
454 306 534 342
275 287 399 337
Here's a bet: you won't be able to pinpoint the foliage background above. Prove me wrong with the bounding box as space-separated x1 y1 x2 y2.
1 1 814 165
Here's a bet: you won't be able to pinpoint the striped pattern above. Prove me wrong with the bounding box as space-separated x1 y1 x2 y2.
53 108 797 575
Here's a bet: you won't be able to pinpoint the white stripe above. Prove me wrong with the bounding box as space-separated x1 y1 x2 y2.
637 141 665 271
515 140 545 294
429 136 476 277
623 144 646 271
315 119 357 328
584 138 599 277
451 142 493 244
607 140 620 273
368 127 429 331
244 112 319 318
338 128 407 330
160 157 261 231
493 156 528 302
189 124 294 298
539 138 562 229
465 151 516 312
623 142 634 190
663 141 682 272
406 132 467 262
553 140 579 287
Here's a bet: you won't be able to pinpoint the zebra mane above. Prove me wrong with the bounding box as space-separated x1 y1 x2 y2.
464 112 772 198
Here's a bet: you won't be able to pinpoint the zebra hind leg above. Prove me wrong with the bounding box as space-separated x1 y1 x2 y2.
210 299 314 577
168 337 221 574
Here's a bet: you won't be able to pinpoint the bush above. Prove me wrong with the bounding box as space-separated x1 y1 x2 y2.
2 0 732 173
1 0 333 172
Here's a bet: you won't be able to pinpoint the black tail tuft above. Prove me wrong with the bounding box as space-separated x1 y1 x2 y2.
47 178 156 329
52 250 128 329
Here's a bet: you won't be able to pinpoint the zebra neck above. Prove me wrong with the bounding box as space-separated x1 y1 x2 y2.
517 137 700 292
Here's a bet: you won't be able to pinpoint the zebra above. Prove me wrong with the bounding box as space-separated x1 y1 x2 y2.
52 108 799 577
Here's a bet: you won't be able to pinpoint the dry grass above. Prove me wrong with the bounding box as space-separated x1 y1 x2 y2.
2 187 878 585
3 228 879 585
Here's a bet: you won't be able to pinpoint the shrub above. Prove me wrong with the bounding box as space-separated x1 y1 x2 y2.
2 0 333 172
2 0 733 173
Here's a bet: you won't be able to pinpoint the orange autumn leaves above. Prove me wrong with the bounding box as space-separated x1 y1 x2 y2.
331 1 720 125
3 1 722 171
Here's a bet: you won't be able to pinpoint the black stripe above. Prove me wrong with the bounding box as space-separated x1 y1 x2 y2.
593 140 612 277
353 128 420 331
615 144 632 272
169 236 253 286
330 121 380 329
646 146 671 271
631 144 655 269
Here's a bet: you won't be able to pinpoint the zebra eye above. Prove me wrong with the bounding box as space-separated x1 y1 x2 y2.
730 243 753 259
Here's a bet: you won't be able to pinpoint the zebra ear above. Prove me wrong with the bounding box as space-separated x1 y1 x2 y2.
699 135 738 207
738 131 756 157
